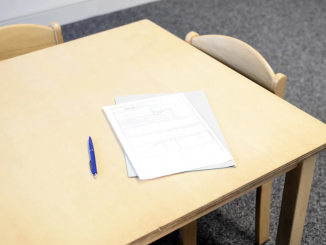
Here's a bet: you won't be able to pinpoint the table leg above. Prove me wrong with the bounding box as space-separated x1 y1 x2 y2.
179 220 197 245
276 154 317 245
255 181 272 244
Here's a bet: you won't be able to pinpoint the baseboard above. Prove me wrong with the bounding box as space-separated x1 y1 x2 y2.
0 0 158 27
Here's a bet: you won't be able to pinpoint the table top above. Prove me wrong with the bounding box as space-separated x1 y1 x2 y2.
1 20 326 245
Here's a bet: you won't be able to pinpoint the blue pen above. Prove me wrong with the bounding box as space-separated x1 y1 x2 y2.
88 136 97 178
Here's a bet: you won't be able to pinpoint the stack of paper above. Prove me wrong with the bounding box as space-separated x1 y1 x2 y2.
103 91 235 179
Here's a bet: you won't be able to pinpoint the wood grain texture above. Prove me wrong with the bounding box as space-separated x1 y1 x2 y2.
273 73 287 98
0 22 63 61
255 181 272 244
255 73 286 244
276 155 317 245
49 22 64 44
185 31 288 245
185 31 199 44
254 72 286 244
1 20 326 245
189 33 275 92
179 220 197 245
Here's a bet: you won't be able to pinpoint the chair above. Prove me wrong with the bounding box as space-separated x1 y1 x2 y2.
181 31 287 245
0 22 63 61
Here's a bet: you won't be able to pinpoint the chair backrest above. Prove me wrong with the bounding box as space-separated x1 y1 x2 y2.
185 31 287 98
0 22 63 61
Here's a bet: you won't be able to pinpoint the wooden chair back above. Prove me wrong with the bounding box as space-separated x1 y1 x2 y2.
0 22 63 61
185 31 287 98
185 31 288 245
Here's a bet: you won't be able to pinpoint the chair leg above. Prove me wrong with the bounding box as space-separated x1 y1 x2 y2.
276 155 317 245
255 181 272 244
179 220 197 245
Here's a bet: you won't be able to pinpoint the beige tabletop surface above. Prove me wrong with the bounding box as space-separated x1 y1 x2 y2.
1 20 326 245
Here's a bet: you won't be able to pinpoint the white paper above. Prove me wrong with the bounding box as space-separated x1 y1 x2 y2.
103 94 233 179
115 91 236 178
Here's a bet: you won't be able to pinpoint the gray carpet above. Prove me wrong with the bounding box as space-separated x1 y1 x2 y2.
62 1 326 244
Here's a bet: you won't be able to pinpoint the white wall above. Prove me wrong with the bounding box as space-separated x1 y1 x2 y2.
0 0 157 27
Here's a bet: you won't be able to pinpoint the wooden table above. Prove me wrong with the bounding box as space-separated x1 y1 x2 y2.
1 20 326 245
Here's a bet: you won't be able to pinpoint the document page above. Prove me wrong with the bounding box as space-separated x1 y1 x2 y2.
103 94 233 179
115 91 236 178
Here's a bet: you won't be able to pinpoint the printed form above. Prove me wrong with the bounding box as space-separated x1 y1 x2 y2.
103 94 233 179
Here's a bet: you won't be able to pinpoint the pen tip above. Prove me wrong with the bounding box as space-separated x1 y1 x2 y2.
93 173 97 179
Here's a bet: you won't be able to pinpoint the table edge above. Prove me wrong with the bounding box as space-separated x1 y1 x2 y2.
127 143 326 245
